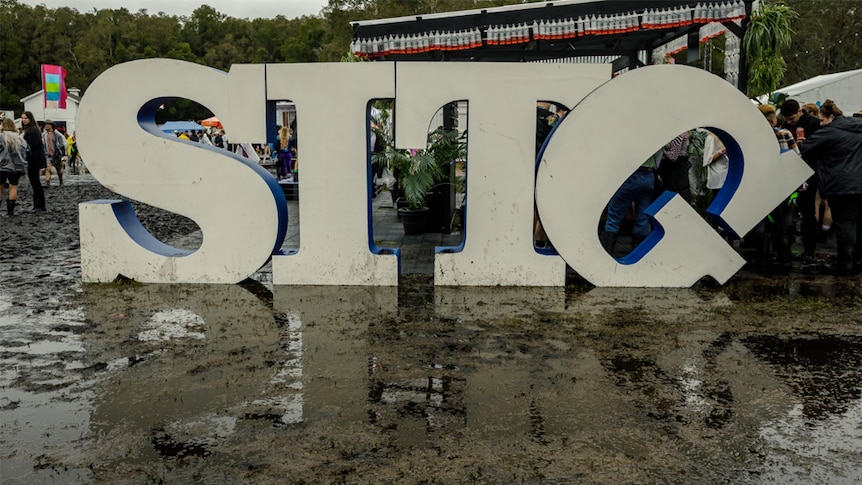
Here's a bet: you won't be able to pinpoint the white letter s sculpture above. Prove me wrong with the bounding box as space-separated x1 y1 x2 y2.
78 59 286 283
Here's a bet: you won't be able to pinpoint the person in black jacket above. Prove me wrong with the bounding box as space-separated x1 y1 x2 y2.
781 99 823 260
20 111 46 211
800 100 862 275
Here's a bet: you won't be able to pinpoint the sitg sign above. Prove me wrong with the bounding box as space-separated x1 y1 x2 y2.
76 59 811 287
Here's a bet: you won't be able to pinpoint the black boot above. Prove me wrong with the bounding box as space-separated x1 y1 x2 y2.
845 247 856 276
600 231 618 255
6 199 15 216
631 234 646 251
834 245 855 276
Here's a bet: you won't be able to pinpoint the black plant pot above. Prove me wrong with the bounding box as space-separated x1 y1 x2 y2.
395 197 407 221
398 207 429 235
425 183 455 233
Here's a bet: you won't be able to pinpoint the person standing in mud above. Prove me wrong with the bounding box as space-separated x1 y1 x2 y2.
758 104 801 267
799 100 862 276
20 111 46 210
66 131 79 175
41 120 67 186
0 118 29 216
276 125 293 180
781 99 822 261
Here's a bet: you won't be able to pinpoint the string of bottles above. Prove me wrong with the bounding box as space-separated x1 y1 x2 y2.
724 36 741 88
352 1 747 59
650 19 732 63
351 28 482 58
693 1 747 23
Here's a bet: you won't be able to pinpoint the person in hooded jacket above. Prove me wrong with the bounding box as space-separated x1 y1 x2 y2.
800 100 862 275
0 118 29 215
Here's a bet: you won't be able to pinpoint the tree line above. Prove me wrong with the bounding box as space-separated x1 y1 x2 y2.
1 0 858 118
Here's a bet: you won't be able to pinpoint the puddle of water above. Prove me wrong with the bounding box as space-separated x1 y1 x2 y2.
2 278 862 483
137 308 207 342
742 335 862 420
759 400 862 484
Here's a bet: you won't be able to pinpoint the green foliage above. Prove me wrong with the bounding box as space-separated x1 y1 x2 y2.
340 51 367 62
0 0 536 114
743 1 798 97
371 104 466 210
4 0 853 120
783 0 862 86
0 0 342 116
280 17 329 62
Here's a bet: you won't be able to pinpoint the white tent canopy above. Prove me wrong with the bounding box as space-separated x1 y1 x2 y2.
763 68 862 112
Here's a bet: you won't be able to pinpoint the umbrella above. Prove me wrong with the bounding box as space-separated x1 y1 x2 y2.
201 116 223 129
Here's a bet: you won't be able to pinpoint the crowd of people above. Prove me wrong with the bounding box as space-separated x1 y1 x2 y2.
1 112 83 216
588 97 862 276
172 122 298 182
1 114 297 218
174 128 227 149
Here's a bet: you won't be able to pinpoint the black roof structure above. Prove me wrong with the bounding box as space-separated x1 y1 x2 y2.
351 0 753 88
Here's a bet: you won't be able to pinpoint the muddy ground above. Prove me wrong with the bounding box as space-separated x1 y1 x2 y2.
2 174 862 484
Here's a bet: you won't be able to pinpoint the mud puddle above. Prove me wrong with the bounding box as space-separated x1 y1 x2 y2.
2 276 862 484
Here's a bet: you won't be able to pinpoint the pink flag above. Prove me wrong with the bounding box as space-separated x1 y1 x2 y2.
41 64 67 109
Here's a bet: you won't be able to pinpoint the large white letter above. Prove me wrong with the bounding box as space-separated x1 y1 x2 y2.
395 63 609 286
267 62 398 285
77 59 286 283
535 65 812 287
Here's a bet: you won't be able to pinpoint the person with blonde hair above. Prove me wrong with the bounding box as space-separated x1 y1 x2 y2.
800 100 862 275
0 117 29 215
276 125 293 180
803 102 819 116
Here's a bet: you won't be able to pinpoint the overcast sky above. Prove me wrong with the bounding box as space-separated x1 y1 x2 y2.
21 0 329 20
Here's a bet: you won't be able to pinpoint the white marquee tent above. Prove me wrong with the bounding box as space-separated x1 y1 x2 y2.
765 68 862 112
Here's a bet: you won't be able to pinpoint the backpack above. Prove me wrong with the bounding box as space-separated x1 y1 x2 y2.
0 134 29 174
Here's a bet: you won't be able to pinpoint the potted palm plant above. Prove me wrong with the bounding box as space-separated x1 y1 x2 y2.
373 138 441 235
372 106 466 234
371 108 465 235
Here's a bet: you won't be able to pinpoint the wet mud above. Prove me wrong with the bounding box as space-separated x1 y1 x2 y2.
2 175 862 484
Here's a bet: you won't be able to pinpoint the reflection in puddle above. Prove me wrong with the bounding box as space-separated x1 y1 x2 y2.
76 283 285 478
743 335 862 420
2 280 862 483
248 311 304 425
0 303 93 483
138 308 206 342
760 400 862 484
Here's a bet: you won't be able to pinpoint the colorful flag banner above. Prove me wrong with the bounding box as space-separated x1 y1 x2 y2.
41 64 67 109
